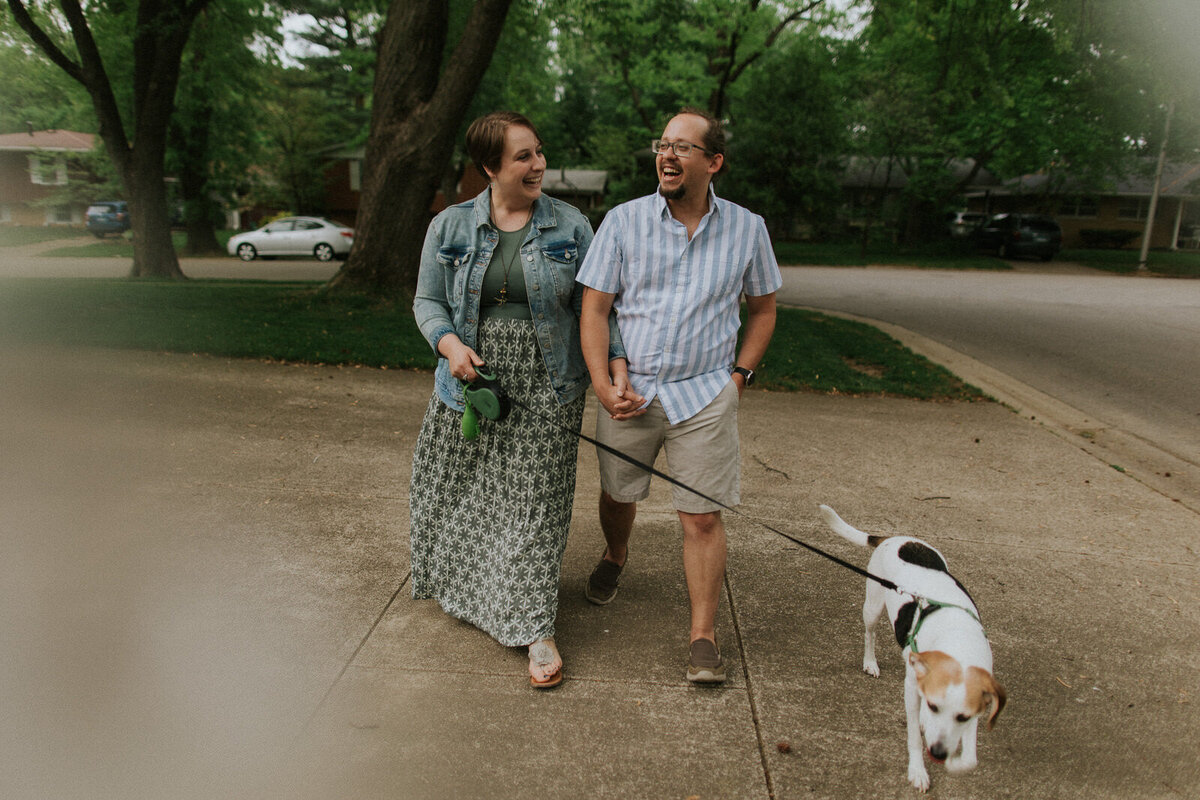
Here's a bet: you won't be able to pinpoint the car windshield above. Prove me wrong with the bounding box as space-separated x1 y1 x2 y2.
87 205 113 214
1024 218 1060 232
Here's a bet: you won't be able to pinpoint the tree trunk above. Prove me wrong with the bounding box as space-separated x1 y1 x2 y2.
175 103 225 255
330 120 449 296
175 14 224 257
7 0 205 280
327 0 514 297
129 158 185 278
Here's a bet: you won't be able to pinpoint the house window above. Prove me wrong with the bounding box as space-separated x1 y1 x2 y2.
47 205 74 225
1058 196 1098 217
1118 198 1148 220
28 155 68 186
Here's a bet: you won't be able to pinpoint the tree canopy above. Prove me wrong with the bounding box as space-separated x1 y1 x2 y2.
4 0 1198 285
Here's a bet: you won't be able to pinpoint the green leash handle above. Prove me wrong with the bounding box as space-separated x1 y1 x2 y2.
461 403 480 440
459 365 511 440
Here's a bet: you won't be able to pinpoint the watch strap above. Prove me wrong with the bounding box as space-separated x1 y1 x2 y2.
732 366 755 386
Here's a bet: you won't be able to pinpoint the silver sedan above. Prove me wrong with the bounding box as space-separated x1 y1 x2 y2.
227 216 354 262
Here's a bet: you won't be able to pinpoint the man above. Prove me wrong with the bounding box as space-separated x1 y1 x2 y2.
577 108 781 684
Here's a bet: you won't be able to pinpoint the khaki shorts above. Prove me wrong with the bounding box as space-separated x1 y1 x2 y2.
595 381 739 514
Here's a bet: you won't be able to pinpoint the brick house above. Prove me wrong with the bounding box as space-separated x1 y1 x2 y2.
0 129 96 226
967 162 1200 249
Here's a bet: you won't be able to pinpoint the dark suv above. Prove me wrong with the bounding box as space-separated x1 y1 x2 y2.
86 201 130 238
972 213 1062 261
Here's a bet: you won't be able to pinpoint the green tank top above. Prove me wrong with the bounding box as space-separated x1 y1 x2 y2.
481 221 533 320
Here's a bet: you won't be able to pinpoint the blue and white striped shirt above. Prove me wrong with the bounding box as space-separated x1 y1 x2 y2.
578 187 782 424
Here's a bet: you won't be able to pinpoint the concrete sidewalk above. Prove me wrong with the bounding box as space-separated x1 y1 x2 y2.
1 345 1196 800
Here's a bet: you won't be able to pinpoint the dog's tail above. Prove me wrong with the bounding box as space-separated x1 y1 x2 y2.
818 505 887 548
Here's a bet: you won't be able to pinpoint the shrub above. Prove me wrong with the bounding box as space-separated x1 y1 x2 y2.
1079 229 1140 249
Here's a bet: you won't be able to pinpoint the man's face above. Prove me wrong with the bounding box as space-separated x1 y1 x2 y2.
656 114 722 202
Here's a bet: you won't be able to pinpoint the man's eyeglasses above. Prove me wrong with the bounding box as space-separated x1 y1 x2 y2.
651 139 710 158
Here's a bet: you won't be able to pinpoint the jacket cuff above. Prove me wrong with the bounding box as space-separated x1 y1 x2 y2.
428 325 456 355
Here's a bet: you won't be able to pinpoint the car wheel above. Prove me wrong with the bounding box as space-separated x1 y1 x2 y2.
236 243 257 262
314 243 335 262
91 231 105 239
1040 252 1054 262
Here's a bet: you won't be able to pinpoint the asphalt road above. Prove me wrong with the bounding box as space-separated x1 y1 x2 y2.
777 264 1200 473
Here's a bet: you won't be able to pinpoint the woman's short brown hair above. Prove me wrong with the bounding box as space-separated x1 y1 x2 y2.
465 111 542 179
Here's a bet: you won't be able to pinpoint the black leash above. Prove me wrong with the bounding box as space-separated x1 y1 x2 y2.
505 395 903 593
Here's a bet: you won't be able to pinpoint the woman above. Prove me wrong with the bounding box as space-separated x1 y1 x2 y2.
410 111 608 689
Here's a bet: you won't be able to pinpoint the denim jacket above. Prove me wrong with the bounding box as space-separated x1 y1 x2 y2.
414 188 625 411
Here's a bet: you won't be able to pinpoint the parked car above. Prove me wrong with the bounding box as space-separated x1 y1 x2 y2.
85 201 130 238
227 216 354 262
945 211 986 238
972 213 1062 261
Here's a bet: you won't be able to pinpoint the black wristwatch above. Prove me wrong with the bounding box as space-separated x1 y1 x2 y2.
732 366 755 386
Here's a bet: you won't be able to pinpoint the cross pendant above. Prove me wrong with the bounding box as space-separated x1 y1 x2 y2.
495 284 508 306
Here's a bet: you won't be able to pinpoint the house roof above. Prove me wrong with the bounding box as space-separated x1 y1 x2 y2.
840 156 1000 191
0 129 95 153
984 161 1200 199
543 169 607 195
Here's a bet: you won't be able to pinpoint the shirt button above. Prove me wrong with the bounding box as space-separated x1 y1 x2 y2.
527 255 533 262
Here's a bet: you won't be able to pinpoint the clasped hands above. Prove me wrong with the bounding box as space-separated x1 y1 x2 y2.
596 362 646 420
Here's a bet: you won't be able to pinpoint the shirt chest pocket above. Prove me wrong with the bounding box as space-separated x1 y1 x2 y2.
436 245 476 296
540 241 579 301
699 258 743 298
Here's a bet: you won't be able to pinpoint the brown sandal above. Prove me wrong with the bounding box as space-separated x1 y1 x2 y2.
529 639 563 689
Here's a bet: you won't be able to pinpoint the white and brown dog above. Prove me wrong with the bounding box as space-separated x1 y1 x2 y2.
818 505 1006 792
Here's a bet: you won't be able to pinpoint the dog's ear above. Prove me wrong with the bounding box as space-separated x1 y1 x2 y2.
984 678 1007 729
907 650 929 679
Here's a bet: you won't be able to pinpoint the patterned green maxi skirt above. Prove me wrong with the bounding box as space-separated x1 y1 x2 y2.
409 317 586 646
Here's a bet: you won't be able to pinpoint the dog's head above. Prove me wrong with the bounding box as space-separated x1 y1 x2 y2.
909 650 1007 762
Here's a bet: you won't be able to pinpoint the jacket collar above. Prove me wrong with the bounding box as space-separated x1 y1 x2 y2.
472 187 557 234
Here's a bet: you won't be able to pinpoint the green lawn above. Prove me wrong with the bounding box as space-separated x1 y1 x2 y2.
37 230 236 257
1061 248 1200 277
0 226 92 247
0 279 984 401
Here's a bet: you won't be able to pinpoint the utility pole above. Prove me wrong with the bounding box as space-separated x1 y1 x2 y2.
1138 100 1174 271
